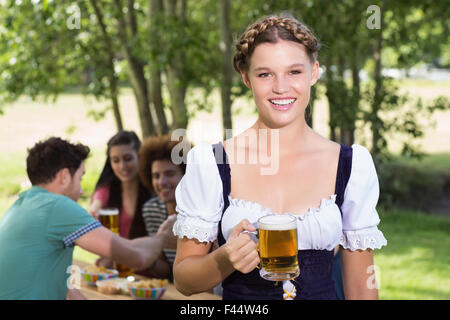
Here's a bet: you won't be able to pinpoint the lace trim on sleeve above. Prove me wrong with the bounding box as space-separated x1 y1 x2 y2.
340 226 387 251
172 213 218 243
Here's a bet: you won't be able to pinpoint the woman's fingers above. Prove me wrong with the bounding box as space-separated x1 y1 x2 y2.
228 219 256 242
225 223 260 274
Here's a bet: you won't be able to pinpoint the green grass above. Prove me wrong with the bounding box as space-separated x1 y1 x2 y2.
376 209 450 300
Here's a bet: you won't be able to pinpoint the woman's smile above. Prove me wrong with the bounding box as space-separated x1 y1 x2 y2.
268 97 297 111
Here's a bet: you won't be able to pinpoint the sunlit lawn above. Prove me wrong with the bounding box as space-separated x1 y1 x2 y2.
375 210 450 299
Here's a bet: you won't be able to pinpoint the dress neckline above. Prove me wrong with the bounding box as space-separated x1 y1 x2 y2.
227 194 337 220
217 141 342 220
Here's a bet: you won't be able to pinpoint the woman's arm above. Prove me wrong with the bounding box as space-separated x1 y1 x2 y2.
88 198 103 219
173 219 259 296
340 248 378 299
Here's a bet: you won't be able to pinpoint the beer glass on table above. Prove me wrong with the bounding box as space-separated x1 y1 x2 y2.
257 214 300 281
98 208 134 277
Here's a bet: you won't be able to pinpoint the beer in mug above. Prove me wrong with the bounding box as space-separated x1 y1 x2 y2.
98 208 134 277
98 208 119 234
257 214 299 281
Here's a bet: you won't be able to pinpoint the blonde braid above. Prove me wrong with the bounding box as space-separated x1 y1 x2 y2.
233 15 320 73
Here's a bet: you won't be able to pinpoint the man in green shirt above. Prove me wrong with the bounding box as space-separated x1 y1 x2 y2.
0 137 175 300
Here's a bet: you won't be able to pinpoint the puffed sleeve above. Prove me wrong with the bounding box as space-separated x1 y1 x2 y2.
339 144 387 251
172 142 224 243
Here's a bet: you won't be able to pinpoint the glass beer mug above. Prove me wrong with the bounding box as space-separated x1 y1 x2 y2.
98 208 119 234
257 214 300 281
98 208 134 277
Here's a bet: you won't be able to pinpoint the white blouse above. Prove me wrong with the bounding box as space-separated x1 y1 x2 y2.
173 142 387 251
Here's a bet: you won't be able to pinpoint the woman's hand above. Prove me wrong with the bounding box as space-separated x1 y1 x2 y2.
223 219 260 274
88 199 103 220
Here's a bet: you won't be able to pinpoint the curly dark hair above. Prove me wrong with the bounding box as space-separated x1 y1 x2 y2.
26 137 90 185
138 134 192 194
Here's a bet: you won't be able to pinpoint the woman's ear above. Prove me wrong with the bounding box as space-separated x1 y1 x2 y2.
310 61 320 86
241 72 251 89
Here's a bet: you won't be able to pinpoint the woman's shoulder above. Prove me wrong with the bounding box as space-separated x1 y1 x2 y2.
92 184 111 200
307 131 341 157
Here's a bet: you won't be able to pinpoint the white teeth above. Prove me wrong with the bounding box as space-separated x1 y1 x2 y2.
269 98 295 106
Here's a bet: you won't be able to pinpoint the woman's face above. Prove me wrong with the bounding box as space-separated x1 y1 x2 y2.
151 159 184 204
109 144 139 183
241 39 319 129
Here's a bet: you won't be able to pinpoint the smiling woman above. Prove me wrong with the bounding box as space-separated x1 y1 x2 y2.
172 13 387 300
89 131 150 241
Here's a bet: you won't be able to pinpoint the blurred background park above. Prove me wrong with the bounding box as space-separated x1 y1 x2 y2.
0 0 449 299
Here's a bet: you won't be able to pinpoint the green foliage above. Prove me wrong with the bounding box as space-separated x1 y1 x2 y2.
0 0 449 153
378 159 450 214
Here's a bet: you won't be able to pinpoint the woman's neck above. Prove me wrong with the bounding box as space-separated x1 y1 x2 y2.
253 118 312 157
121 178 139 196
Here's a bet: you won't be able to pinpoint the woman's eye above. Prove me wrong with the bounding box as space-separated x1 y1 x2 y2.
166 171 176 177
290 70 302 75
258 72 270 78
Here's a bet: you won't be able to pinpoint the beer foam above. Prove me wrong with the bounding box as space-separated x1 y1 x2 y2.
257 214 297 230
99 208 119 215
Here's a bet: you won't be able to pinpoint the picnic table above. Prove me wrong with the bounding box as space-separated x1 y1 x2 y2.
73 259 221 300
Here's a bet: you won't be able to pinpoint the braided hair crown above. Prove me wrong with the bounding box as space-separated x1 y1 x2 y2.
233 14 320 73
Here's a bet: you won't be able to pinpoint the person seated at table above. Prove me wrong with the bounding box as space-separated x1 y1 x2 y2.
138 134 191 280
89 131 166 278
89 130 150 240
0 137 176 300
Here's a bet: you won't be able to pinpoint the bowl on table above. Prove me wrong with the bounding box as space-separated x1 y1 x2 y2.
127 279 169 300
81 265 118 286
96 278 130 295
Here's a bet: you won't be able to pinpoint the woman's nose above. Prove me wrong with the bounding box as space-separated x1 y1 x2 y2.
272 76 289 94
160 175 169 187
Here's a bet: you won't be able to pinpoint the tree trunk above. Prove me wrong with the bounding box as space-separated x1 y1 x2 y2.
306 85 315 128
371 1 384 156
89 0 123 131
219 0 233 139
110 76 123 131
339 52 356 146
166 0 188 130
148 0 169 134
324 59 338 142
166 67 188 129
114 0 156 137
